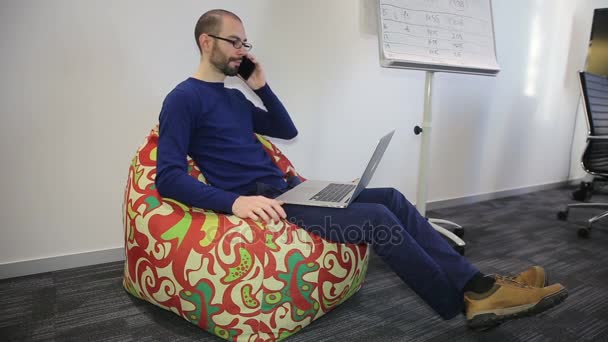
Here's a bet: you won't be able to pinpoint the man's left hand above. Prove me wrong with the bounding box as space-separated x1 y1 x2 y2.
242 54 266 90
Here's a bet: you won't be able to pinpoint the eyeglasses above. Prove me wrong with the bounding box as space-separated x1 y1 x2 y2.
208 34 252 51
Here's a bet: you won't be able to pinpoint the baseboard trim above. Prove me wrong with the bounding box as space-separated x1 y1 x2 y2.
426 180 573 211
0 180 579 280
0 247 125 280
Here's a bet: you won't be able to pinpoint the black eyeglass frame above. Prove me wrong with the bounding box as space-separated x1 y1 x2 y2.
207 34 252 51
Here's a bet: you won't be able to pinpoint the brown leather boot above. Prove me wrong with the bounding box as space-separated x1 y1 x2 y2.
494 266 548 288
465 278 568 330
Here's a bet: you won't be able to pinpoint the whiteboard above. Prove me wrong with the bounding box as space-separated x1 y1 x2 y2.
378 0 500 75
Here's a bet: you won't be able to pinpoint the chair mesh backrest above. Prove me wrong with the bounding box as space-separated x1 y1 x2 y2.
584 140 608 174
581 72 608 174
581 72 608 136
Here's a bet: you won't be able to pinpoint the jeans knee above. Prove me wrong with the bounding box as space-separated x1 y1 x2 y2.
365 203 393 219
385 187 413 209
361 204 404 246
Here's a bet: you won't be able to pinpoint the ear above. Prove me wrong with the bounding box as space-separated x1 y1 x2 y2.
198 33 210 53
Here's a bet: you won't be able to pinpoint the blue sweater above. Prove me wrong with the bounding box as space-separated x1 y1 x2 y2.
155 78 298 214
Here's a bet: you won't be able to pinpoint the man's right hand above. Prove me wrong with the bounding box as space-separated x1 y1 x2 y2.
232 196 287 224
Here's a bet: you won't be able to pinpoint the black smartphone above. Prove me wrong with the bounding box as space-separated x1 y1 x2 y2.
237 56 256 80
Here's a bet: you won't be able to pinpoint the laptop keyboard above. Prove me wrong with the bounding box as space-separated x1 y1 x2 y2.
310 183 356 203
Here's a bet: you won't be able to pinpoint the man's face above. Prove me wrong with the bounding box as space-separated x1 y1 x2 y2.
209 17 248 76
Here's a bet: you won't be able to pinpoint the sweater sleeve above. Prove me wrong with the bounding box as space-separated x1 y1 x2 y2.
251 84 298 139
155 89 240 213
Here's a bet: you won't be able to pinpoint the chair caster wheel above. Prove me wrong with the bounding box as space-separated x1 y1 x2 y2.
453 227 464 238
578 228 590 238
572 181 593 202
454 245 465 256
557 211 568 221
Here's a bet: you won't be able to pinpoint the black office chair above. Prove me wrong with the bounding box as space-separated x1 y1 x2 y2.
558 71 608 237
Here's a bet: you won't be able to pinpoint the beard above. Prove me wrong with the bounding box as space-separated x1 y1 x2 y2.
210 45 240 76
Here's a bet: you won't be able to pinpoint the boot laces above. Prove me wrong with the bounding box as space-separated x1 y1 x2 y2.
494 274 533 289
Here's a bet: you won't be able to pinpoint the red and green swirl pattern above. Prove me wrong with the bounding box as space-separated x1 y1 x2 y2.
122 126 370 341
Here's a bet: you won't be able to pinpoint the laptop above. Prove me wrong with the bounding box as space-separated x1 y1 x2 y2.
276 130 395 208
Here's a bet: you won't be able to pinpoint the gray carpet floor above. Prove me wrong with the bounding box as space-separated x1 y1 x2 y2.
2 186 608 341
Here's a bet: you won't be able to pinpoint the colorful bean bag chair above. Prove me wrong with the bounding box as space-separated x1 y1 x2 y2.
122 126 370 341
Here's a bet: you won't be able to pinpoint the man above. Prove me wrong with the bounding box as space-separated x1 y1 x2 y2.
155 9 567 330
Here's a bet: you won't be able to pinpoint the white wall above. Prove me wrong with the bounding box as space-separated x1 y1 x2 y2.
0 0 603 266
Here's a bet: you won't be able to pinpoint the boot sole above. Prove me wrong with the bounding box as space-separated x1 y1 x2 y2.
467 288 568 330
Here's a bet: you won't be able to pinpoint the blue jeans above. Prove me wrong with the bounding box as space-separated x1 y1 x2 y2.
256 183 478 319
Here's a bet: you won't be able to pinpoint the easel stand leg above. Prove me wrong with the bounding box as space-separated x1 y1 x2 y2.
415 71 466 253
